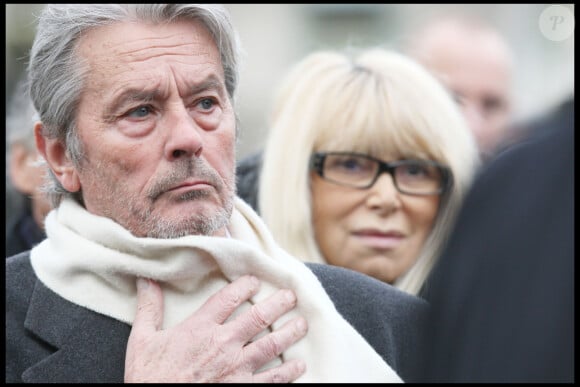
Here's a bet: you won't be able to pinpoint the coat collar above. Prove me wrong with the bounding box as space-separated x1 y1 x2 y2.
22 279 130 383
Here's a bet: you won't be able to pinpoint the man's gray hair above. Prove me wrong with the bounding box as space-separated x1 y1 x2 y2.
27 4 242 207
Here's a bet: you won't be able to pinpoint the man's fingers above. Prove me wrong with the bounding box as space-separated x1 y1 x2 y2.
194 275 261 325
244 316 308 369
251 358 307 383
231 288 298 343
132 278 164 333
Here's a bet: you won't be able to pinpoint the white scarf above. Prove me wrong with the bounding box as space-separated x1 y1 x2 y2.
30 197 401 382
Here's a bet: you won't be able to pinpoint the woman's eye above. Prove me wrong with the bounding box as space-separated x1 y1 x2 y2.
338 158 363 170
407 165 423 174
402 164 431 178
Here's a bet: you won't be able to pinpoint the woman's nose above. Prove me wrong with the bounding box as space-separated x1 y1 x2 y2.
365 172 402 213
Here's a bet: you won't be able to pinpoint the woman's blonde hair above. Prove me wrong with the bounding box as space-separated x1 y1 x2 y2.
259 47 480 295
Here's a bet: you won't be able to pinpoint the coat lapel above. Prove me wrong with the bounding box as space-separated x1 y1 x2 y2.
22 279 131 383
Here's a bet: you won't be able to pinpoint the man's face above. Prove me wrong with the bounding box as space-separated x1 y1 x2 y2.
412 25 513 157
68 20 237 238
433 51 512 157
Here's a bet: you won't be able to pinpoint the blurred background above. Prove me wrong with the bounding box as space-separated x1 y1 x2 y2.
5 4 574 161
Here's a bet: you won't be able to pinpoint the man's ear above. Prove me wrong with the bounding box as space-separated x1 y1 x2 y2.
34 121 81 193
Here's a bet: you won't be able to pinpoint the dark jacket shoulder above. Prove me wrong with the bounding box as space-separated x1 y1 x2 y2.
235 151 262 212
6 253 129 383
305 262 428 382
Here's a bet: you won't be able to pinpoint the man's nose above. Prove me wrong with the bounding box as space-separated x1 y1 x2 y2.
164 106 204 160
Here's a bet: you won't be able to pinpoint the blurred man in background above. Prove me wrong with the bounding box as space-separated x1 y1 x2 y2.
406 15 515 161
6 77 49 257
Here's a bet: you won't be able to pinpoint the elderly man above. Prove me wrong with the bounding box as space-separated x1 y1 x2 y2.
6 4 426 383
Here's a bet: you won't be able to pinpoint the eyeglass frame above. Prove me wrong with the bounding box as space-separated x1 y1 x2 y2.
309 151 453 196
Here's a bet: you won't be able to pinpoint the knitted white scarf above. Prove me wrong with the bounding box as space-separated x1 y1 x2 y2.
30 197 401 382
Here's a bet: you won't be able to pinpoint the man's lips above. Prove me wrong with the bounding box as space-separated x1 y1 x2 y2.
167 180 212 193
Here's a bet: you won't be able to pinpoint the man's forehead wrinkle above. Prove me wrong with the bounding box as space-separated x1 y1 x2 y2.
122 89 159 102
110 35 212 59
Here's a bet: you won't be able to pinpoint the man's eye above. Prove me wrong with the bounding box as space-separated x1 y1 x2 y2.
198 98 215 110
127 105 152 118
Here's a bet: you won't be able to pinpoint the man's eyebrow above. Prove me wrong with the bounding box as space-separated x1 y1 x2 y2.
187 75 226 98
105 89 159 118
104 76 226 119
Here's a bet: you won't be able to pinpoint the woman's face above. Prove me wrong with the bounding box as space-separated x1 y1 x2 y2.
310 152 441 284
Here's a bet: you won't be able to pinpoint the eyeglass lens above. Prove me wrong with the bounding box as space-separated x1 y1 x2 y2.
321 153 445 194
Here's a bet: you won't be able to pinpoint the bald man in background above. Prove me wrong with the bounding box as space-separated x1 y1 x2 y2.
406 16 515 161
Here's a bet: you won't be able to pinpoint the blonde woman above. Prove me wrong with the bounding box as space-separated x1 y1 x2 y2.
253 48 480 297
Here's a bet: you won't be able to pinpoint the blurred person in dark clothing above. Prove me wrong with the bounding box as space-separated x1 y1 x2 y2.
417 96 574 382
5 77 49 257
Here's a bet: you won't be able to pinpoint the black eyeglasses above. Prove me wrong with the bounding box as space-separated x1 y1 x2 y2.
310 151 452 196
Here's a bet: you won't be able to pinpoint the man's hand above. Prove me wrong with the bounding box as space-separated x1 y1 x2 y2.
124 275 308 383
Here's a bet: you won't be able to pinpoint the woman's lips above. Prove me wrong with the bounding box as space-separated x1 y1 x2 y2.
352 231 405 250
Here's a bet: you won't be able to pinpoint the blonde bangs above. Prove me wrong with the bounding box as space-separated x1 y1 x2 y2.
313 70 443 162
